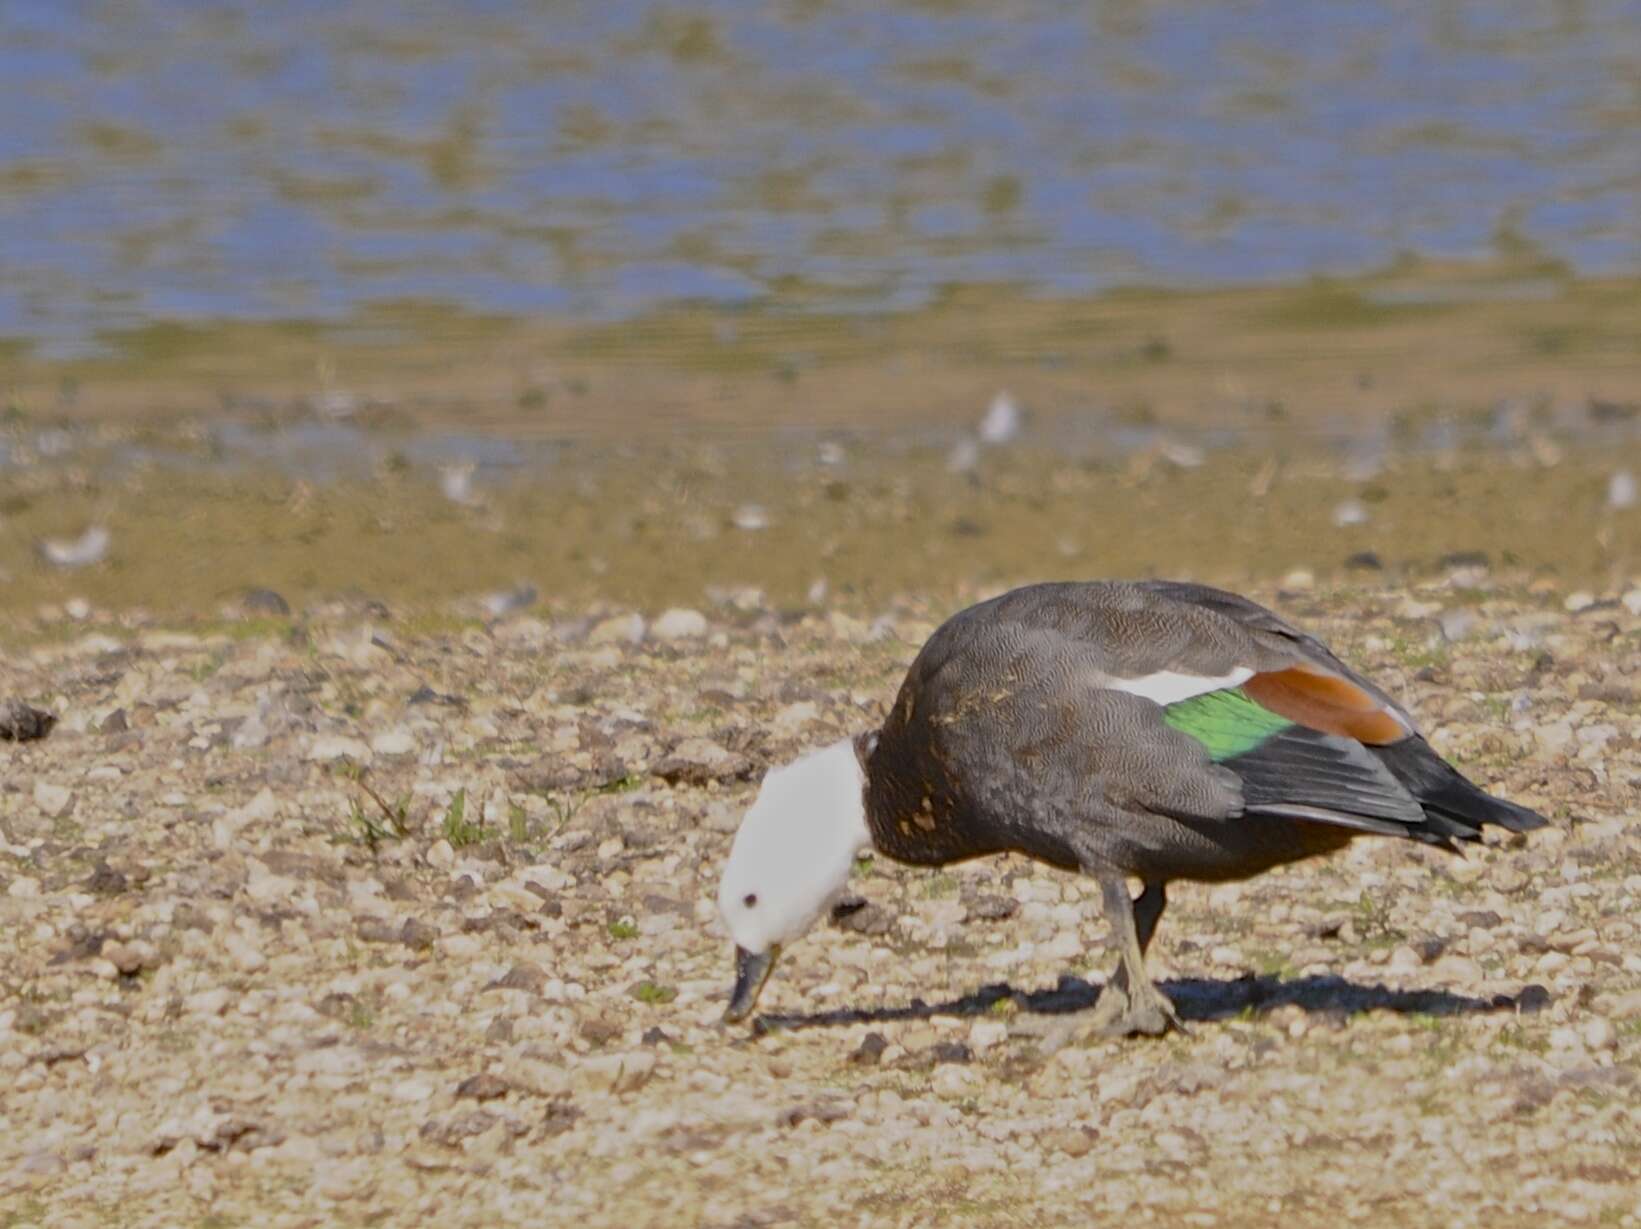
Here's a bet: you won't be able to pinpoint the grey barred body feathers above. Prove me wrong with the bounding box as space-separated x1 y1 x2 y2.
716 579 1546 1035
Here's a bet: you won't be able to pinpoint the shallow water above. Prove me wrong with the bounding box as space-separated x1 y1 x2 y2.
3 0 1639 354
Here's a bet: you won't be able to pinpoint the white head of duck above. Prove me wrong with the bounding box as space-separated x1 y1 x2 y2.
716 738 871 1022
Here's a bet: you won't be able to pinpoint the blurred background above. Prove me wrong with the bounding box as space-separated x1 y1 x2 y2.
1 0 1638 617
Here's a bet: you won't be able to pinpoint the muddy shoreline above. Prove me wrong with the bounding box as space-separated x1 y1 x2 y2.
2 439 1637 622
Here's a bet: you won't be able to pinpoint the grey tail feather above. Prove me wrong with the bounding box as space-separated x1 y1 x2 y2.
1229 723 1426 825
1231 723 1464 847
1372 736 1549 835
1246 802 1453 846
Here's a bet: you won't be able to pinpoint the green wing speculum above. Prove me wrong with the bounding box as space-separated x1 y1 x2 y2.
1164 685 1429 832
1162 687 1293 762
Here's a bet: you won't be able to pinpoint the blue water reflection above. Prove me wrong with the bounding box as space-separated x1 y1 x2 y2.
0 0 1636 349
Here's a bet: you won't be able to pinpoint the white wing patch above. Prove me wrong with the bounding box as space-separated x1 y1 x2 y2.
1109 667 1253 706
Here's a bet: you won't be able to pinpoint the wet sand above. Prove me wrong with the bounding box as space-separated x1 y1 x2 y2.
1 443 1639 624
8 259 1639 438
3 262 1639 622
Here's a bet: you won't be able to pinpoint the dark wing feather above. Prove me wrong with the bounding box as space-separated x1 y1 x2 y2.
1222 720 1460 845
1230 723 1425 825
1373 735 1549 834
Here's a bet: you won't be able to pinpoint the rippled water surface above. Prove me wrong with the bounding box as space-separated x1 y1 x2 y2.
3 0 1639 350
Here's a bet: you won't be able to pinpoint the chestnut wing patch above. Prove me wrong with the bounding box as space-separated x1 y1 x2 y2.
1162 686 1427 830
1242 667 1409 746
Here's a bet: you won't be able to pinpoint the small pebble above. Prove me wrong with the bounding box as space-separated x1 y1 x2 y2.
1583 1017 1617 1052
650 608 709 640
1332 499 1369 527
732 504 770 532
33 782 73 818
1608 470 1636 509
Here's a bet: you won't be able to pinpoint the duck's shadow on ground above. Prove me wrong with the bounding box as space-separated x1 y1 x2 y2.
753 972 1552 1035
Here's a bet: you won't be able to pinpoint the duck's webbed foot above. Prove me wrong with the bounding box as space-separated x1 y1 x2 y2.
1086 877 1184 1038
1086 975 1183 1038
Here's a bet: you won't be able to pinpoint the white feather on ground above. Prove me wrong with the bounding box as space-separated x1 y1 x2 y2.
978 391 1021 445
37 526 110 568
440 463 479 506
1609 470 1636 510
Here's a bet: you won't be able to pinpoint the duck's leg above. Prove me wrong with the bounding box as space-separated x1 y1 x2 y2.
1086 878 1182 1037
1132 880 1167 958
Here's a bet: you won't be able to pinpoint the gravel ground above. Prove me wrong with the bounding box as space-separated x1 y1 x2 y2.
3 576 1639 1228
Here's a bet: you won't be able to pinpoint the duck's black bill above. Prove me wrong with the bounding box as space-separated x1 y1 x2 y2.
722 944 779 1024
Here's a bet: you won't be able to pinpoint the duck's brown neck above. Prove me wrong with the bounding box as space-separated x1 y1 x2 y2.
854 726 973 867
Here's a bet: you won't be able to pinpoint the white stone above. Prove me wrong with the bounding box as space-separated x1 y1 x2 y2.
1536 721 1575 756
232 713 270 750
185 987 233 1016
587 613 645 645
650 608 709 640
488 882 544 914
968 1018 1009 1052
772 701 819 735
391 1079 435 1103
222 932 267 974
1576 723 1617 748
978 391 1022 445
667 737 736 768
213 787 280 849
103 940 159 975
1038 931 1082 962
732 504 769 532
1437 609 1477 642
1432 954 1483 984
1608 470 1636 509
245 871 299 906
369 729 415 757
931 1064 982 1099
306 735 371 764
1161 440 1205 468
501 1056 572 1098
439 934 483 960
239 787 279 823
1332 499 1369 527
518 863 572 892
1583 1016 1617 1051
1599 989 1641 1019
33 782 73 819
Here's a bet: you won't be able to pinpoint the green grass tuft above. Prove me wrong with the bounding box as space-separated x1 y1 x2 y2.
336 781 413 851
441 788 485 847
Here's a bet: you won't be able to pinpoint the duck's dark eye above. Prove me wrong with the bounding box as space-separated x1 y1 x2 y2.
743 893 759 908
